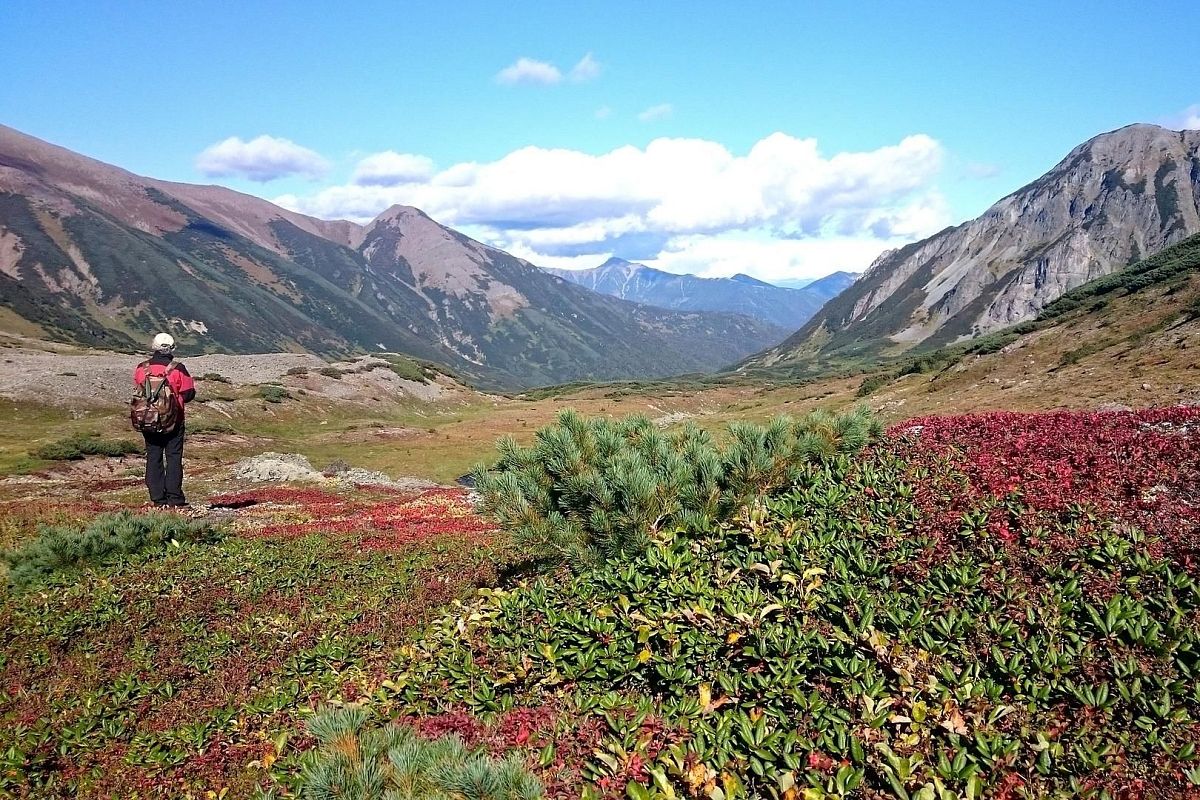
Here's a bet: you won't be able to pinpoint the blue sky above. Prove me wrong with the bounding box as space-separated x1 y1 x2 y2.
4 1 1198 281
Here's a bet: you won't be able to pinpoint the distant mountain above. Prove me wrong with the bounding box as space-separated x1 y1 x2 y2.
0 124 788 389
744 123 1200 374
771 277 815 289
796 271 857 300
544 258 851 331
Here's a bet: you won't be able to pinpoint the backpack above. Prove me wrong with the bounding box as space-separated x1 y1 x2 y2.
130 360 181 434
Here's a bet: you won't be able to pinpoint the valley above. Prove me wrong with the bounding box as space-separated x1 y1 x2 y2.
2 117 1200 799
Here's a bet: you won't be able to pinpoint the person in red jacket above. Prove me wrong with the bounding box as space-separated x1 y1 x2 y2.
133 333 197 507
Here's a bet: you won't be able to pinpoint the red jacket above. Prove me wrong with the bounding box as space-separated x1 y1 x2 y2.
133 355 196 418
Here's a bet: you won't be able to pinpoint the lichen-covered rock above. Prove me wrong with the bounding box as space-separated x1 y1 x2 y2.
231 452 325 483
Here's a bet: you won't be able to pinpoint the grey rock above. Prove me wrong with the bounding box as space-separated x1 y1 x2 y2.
231 452 324 483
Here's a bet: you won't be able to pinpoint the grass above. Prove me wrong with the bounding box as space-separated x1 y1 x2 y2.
3 257 1198 488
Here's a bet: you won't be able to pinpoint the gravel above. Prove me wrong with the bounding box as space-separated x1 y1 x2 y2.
0 346 454 406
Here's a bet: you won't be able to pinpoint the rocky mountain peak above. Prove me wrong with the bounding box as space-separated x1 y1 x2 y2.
599 256 638 269
747 123 1200 371
370 204 431 225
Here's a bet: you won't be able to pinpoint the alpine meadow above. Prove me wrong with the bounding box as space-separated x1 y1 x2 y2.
2 3 1200 799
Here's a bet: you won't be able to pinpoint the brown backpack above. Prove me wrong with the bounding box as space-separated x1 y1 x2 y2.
130 360 181 434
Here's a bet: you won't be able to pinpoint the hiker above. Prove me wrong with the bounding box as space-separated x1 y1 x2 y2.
131 333 196 507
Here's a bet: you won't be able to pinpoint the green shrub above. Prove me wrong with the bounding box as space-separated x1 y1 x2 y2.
32 432 142 461
4 511 223 589
856 373 891 397
298 706 543 800
473 407 881 567
382 355 430 383
258 385 293 403
286 366 310 376
198 373 232 383
319 366 344 379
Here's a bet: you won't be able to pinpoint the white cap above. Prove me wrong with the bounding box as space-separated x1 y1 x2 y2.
152 332 176 352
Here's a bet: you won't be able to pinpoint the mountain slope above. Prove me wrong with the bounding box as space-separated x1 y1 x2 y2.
852 231 1200 410
747 124 1200 373
800 271 857 300
0 124 786 389
545 257 848 330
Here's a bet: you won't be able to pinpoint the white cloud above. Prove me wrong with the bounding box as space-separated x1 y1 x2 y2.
351 151 436 186
651 233 899 283
1165 103 1200 130
638 103 674 122
570 52 602 82
278 131 949 279
594 106 613 120
496 57 562 86
195 135 329 182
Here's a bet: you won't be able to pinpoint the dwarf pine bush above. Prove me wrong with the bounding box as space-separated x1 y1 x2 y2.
3 511 223 589
299 705 543 800
473 407 882 566
33 432 142 461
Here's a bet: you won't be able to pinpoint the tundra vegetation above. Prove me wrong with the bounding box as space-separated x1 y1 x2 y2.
0 407 1198 799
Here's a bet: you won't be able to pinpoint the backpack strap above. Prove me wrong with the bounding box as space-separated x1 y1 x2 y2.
146 360 176 402
137 360 153 399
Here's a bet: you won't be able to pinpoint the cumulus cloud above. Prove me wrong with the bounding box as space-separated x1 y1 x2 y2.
1165 103 1200 131
276 131 949 280
496 57 563 86
195 135 329 182
351 151 436 186
496 53 602 86
570 52 602 82
638 103 674 122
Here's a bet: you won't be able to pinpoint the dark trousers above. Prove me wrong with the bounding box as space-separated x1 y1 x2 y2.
144 423 186 505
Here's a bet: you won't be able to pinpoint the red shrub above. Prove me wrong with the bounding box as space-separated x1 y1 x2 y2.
887 407 1200 569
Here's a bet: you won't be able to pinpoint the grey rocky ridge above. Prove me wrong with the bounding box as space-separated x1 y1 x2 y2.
746 123 1200 372
0 124 786 390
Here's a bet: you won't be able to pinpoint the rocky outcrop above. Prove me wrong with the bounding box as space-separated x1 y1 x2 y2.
750 124 1200 369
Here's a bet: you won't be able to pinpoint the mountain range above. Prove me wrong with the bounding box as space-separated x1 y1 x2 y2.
0 124 787 390
746 123 1200 374
5 121 1199 391
544 258 856 330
